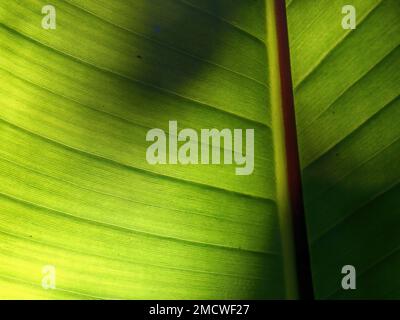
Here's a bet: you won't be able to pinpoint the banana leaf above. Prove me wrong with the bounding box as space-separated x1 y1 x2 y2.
1 0 398 300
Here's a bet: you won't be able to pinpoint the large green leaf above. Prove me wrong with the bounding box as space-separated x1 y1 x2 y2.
286 0 400 298
0 0 299 299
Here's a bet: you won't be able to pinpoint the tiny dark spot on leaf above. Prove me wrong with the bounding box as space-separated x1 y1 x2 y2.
137 55 142 59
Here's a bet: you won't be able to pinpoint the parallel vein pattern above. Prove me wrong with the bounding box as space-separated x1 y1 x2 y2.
287 0 400 299
0 0 285 299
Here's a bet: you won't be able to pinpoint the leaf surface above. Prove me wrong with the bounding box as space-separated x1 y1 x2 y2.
286 0 400 299
0 0 289 299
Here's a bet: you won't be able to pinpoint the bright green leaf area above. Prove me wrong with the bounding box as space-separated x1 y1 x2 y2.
0 0 288 299
287 0 400 299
